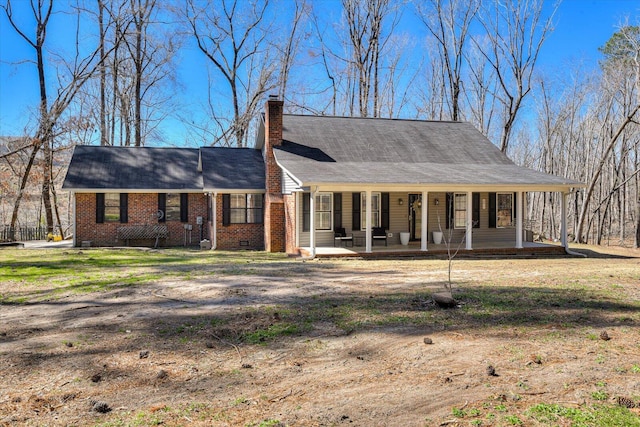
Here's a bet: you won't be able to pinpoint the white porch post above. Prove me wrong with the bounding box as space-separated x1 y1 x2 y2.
466 191 473 250
365 189 372 253
310 188 316 257
516 191 523 249
561 191 568 248
295 192 300 249
421 191 428 251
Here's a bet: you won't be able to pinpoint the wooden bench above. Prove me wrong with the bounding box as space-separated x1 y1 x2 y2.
117 225 168 248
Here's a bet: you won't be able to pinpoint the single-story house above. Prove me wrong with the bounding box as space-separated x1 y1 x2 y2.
62 98 584 256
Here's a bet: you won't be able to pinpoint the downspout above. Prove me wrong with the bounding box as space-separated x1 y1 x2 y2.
562 190 586 258
212 192 217 250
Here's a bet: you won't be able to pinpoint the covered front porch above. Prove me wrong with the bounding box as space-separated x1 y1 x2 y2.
295 188 574 258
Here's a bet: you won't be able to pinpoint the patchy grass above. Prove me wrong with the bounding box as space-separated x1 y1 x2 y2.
526 403 640 426
0 248 288 303
1 245 640 426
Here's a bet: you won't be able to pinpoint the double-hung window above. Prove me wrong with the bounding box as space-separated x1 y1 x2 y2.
315 193 332 230
360 192 381 230
165 193 181 221
227 194 263 224
497 193 513 227
96 193 127 224
454 193 467 229
104 193 121 222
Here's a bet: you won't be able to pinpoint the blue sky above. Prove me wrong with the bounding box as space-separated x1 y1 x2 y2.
0 0 638 143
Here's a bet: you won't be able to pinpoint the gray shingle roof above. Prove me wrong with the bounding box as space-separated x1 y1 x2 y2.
200 147 264 190
275 115 583 188
62 146 203 191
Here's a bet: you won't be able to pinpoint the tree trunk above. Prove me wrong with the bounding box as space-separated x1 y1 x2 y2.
575 104 640 243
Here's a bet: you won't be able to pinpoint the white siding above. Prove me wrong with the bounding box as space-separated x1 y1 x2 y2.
282 173 299 195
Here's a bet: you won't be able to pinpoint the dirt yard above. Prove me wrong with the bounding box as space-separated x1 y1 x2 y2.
1 245 640 426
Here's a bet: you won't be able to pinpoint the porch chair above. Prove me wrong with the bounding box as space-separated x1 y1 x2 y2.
372 227 387 246
334 227 354 247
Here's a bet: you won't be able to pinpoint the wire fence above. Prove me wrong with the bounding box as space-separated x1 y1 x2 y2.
0 226 48 242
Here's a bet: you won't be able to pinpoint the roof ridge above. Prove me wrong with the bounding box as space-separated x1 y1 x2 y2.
282 113 463 124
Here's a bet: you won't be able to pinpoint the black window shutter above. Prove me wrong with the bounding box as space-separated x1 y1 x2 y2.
302 193 310 232
180 193 189 222
96 193 105 223
257 194 264 224
352 192 361 230
120 193 128 223
489 193 496 228
445 193 453 229
472 193 480 228
222 194 230 226
381 192 390 230
513 192 517 224
333 193 342 229
158 193 166 223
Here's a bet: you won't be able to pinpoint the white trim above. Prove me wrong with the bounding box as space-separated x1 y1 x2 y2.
295 192 300 249
286 182 580 193
65 189 209 193
561 192 568 248
421 191 428 251
516 191 523 249
466 191 473 250
365 190 372 253
309 187 317 258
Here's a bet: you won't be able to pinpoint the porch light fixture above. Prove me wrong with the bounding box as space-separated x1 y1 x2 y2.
434 198 439 206
482 198 487 210
398 198 404 205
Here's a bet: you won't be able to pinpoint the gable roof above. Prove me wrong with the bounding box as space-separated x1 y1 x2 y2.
62 145 203 191
200 147 264 191
274 115 583 191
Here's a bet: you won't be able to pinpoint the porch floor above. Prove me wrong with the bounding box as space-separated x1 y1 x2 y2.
298 241 567 258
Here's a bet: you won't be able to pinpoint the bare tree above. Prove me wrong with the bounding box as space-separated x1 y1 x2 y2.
2 0 113 236
185 0 277 147
416 0 479 122
574 25 640 245
474 0 554 153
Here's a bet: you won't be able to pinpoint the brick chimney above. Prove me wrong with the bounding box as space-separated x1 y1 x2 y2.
263 96 285 252
264 95 284 194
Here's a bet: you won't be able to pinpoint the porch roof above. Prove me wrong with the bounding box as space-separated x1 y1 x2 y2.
274 115 583 191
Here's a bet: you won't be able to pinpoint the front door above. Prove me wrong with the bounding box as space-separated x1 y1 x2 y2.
409 194 422 241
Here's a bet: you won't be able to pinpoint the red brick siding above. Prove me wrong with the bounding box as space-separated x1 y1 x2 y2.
263 98 287 252
213 193 264 250
284 193 298 254
74 192 208 247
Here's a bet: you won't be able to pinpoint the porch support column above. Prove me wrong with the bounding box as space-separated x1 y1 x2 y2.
309 188 317 257
466 191 473 250
516 191 523 249
561 191 568 248
421 191 428 251
365 189 372 253
295 192 300 249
